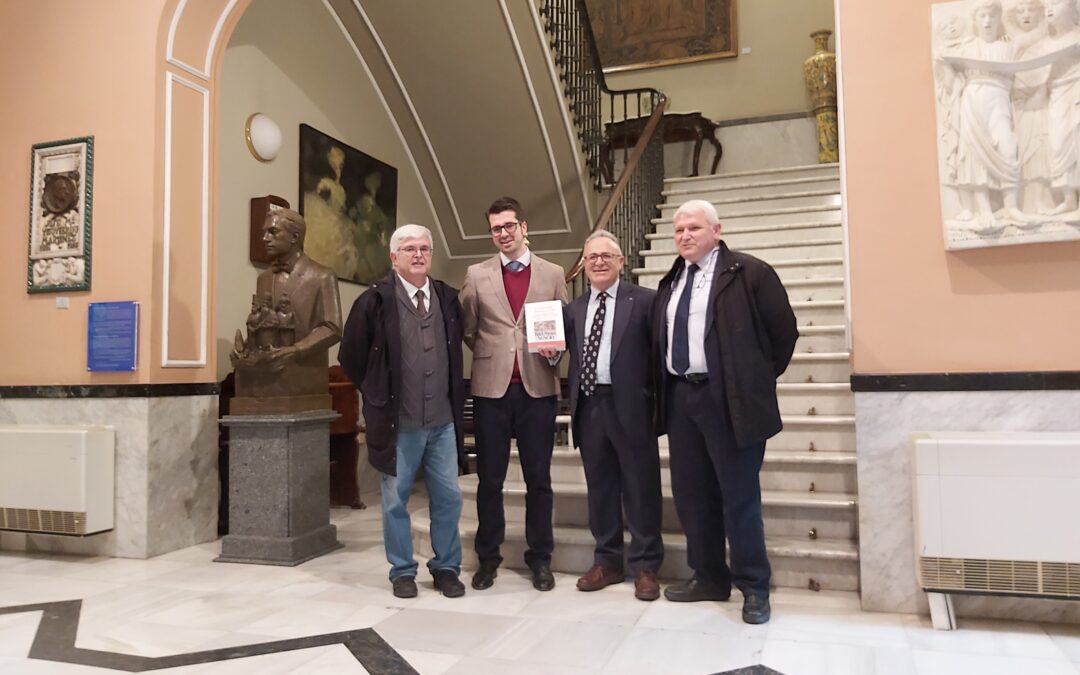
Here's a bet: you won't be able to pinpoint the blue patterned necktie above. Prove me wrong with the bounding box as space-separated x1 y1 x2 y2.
580 291 607 396
506 260 525 272
671 264 699 375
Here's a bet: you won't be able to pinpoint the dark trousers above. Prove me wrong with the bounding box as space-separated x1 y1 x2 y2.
473 383 556 569
666 377 770 595
578 387 664 573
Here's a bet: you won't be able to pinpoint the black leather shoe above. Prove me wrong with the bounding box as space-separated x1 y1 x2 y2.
742 593 771 624
471 560 499 590
392 575 417 599
662 578 731 602
432 569 465 598
531 564 555 591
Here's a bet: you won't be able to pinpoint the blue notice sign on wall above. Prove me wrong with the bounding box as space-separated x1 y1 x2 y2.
88 301 139 372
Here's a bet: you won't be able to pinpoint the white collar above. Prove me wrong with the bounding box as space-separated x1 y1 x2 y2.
499 249 532 268
590 279 619 303
687 246 719 269
396 273 431 300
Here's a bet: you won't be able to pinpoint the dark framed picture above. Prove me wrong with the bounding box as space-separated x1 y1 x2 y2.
249 194 290 266
27 136 94 293
298 124 397 285
585 0 738 73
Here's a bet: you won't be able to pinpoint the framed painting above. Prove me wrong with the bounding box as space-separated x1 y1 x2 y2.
27 136 94 293
585 0 738 73
298 124 397 285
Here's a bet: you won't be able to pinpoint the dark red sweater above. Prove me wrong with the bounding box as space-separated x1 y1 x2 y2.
502 263 531 383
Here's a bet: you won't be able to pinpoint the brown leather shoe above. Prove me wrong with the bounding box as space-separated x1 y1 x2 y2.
634 570 660 601
576 564 624 591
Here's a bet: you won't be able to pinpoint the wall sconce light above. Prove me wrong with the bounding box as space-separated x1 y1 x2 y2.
245 113 282 162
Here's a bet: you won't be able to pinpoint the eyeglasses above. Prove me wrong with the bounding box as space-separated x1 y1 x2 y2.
399 245 432 256
585 252 621 264
489 221 520 236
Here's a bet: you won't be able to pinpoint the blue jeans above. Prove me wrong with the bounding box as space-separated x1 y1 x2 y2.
380 422 462 581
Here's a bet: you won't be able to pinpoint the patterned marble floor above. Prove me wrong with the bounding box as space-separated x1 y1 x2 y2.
0 503 1078 674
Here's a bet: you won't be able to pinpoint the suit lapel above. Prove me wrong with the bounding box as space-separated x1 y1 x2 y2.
610 283 633 361
572 293 589 363
706 245 736 329
484 256 515 322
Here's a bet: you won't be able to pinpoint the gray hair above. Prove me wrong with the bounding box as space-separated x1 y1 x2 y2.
672 199 720 226
583 229 623 256
389 224 434 252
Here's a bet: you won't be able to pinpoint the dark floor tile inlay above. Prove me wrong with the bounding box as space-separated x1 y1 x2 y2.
0 599 417 673
713 667 786 675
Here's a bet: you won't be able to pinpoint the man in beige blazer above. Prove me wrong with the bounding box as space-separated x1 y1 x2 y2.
460 196 568 592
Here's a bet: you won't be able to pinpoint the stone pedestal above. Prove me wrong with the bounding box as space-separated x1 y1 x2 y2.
216 410 341 566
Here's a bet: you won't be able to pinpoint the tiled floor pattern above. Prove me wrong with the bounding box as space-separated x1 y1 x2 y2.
0 504 1078 674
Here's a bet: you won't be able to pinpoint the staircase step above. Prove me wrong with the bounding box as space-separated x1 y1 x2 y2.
771 256 846 280
777 381 854 416
785 279 845 302
781 351 851 383
662 177 841 202
512 447 856 492
647 225 843 253
633 257 844 288
790 299 846 327
412 510 859 591
459 475 856 534
653 205 842 230
641 240 845 269
664 163 840 190
795 325 848 353
659 190 842 217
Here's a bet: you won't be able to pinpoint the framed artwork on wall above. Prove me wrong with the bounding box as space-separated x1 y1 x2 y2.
298 124 397 286
585 0 738 73
248 195 290 266
27 136 94 293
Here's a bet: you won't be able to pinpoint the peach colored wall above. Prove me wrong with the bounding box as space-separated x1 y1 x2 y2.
840 0 1080 374
0 0 169 385
0 0 255 386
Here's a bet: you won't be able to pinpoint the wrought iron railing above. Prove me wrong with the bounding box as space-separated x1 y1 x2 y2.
538 0 668 288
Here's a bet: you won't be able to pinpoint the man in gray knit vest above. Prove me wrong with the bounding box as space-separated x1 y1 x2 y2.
339 224 468 599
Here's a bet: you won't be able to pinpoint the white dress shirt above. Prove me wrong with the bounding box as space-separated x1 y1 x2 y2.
665 247 719 375
499 249 532 268
396 273 431 310
584 279 619 385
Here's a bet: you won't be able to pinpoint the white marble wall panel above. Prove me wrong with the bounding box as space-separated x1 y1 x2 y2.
146 396 219 556
855 390 1080 624
0 396 218 559
711 117 819 175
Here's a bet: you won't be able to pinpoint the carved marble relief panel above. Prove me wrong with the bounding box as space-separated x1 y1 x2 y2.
932 0 1080 249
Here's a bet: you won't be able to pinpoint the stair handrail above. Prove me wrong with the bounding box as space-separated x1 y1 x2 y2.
564 96 667 283
540 0 664 188
539 0 669 289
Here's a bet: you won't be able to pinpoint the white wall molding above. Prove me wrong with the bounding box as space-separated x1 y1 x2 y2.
350 0 475 242
166 0 242 81
162 71 210 368
499 0 573 236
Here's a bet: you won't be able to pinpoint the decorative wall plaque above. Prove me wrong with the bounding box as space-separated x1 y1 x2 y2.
27 137 93 292
932 0 1080 250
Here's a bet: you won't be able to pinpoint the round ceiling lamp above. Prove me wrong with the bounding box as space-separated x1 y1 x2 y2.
245 113 282 162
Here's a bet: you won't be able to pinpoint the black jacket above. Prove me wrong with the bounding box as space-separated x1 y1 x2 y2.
652 242 798 448
338 274 466 476
564 281 658 446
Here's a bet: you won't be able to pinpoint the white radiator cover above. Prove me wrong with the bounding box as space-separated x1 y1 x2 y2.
913 432 1080 599
0 424 115 535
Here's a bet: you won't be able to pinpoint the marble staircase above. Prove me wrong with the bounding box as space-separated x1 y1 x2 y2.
413 161 856 593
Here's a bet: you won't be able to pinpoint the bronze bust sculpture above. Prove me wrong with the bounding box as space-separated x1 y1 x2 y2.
231 208 342 413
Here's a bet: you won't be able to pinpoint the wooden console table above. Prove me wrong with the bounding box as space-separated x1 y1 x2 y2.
602 111 723 183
